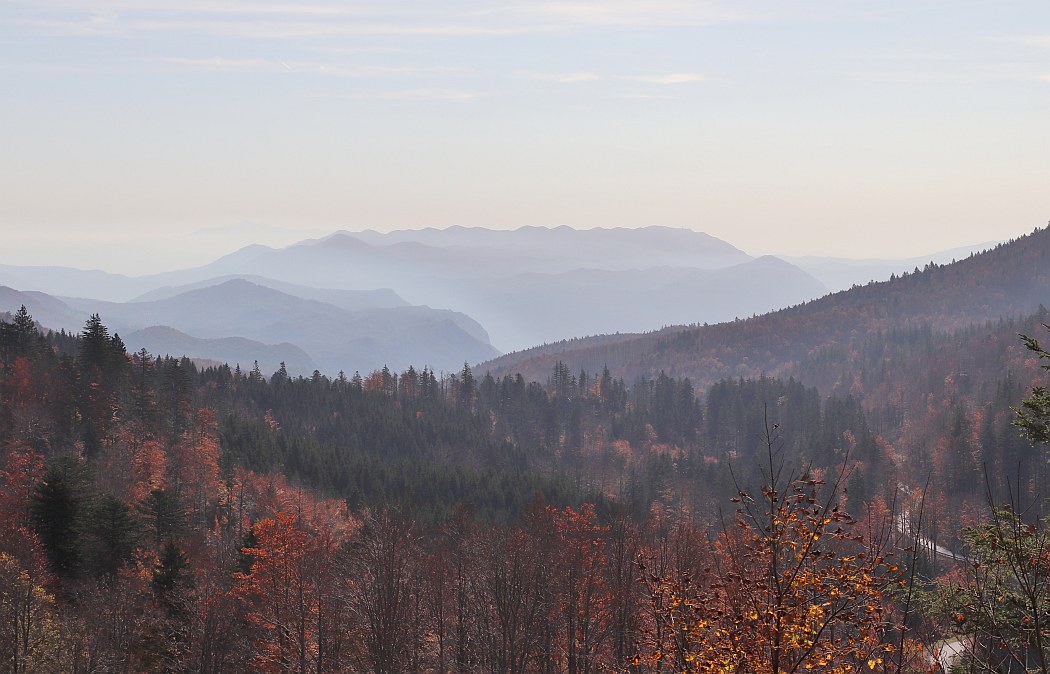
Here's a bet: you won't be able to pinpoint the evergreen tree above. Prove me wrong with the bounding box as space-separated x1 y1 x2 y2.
30 455 91 579
79 314 126 380
76 314 129 455
152 539 191 616
11 305 39 360
138 488 188 548
1016 325 1050 444
130 347 157 427
83 492 141 578
457 363 476 412
160 358 192 437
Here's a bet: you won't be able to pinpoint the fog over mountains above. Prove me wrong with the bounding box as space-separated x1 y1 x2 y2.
0 226 997 376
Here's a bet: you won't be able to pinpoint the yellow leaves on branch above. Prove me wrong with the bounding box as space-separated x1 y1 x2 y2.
642 472 901 674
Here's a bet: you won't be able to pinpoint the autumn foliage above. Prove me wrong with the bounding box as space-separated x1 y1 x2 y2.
2 305 1048 671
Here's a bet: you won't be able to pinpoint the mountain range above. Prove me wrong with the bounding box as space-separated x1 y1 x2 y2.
0 225 1005 376
479 226 1050 389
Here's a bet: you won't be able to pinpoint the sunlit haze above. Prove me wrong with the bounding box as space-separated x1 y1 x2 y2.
2 0 1048 275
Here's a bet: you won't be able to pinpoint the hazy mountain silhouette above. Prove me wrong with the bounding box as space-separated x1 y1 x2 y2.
142 227 822 351
0 226 1009 376
56 279 497 375
130 274 407 310
479 227 1050 387
785 241 1001 291
125 326 317 375
0 265 145 302
349 225 752 271
437 255 827 349
0 286 90 332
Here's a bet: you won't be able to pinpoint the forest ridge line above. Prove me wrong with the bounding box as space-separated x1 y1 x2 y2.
0 225 1006 377
479 225 1050 387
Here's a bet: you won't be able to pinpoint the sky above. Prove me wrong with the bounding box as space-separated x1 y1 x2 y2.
1 0 1048 275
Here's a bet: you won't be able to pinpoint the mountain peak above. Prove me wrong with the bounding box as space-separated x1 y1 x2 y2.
313 231 372 249
478 224 1050 384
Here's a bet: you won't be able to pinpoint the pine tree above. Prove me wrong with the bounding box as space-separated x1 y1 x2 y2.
138 488 187 548
83 492 141 578
12 305 38 358
1016 325 1050 444
30 456 90 579
152 539 191 616
458 363 476 412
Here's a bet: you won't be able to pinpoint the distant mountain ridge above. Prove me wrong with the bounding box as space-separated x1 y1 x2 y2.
130 275 407 310
478 226 1050 388
80 279 498 375
348 225 752 271
0 225 1012 375
784 240 1001 290
451 255 827 348
0 279 497 376
126 326 317 376
141 226 822 351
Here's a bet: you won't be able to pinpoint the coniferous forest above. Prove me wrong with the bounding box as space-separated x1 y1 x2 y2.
2 287 1050 673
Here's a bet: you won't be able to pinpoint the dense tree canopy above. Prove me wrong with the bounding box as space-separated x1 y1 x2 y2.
0 305 1047 671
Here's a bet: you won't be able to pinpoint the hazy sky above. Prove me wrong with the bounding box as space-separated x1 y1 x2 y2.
2 0 1048 274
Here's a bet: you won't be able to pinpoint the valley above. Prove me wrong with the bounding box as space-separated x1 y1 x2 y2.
1 224 1048 671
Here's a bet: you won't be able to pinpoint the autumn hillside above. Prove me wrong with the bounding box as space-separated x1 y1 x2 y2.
2 232 1050 669
480 225 1050 389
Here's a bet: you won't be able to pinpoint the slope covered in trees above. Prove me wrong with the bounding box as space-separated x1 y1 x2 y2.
0 307 949 671
481 225 1050 388
476 228 1050 545
2 243 1050 671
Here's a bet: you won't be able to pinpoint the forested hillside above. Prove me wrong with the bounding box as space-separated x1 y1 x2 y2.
476 227 1050 547
2 297 1049 670
482 225 1050 387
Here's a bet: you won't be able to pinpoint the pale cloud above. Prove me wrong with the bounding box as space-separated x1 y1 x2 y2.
477 1 768 28
853 71 976 85
354 88 484 101
160 56 271 72
627 73 706 84
308 46 409 56
315 63 465 77
5 0 377 17
6 0 767 39
4 9 539 39
865 51 954 62
528 71 600 83
159 57 462 78
852 63 1050 85
618 91 681 100
992 34 1050 49
0 62 116 75
68 18 553 40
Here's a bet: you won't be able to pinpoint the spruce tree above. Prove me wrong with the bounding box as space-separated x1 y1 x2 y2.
1016 326 1050 445
30 456 91 579
83 492 141 578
